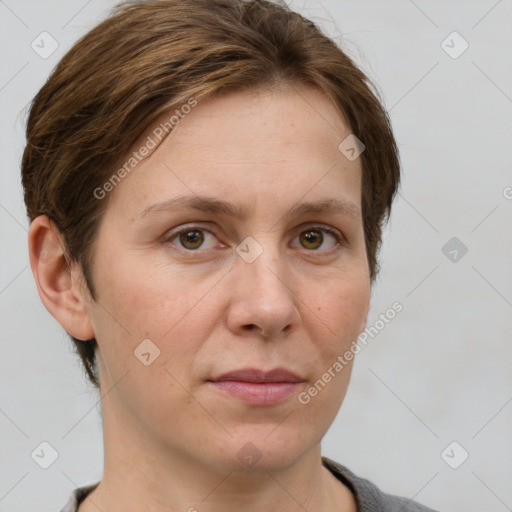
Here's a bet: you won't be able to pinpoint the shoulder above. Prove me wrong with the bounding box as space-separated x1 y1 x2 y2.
322 456 440 512
59 482 99 512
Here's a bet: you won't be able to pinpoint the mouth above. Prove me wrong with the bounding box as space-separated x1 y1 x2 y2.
207 367 305 405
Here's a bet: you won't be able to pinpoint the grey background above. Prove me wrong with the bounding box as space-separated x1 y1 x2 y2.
1 1 511 511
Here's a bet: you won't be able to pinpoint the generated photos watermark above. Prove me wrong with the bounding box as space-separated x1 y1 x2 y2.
298 301 403 404
93 97 198 200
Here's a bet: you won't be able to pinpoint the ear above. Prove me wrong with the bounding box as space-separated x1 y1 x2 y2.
358 312 368 337
358 292 370 335
28 215 95 340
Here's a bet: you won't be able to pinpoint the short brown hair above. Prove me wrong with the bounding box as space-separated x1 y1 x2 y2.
21 0 400 388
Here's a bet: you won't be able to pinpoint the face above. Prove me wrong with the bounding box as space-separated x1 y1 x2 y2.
84 84 370 474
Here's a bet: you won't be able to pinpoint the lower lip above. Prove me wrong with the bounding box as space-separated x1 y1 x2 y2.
208 381 302 405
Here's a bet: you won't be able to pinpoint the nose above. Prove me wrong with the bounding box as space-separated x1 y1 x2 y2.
226 246 301 339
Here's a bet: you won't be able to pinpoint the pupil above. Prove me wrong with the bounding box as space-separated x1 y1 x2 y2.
301 230 322 249
180 230 204 249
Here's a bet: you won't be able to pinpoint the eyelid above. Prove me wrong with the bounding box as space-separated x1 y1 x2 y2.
295 221 343 238
164 222 216 239
293 223 345 244
164 223 224 251
163 222 346 253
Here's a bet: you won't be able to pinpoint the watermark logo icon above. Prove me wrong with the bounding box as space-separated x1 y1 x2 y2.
31 32 58 59
40 240 59 263
134 338 161 366
441 441 469 469
31 441 59 469
338 134 365 161
237 442 262 468
442 236 468 263
441 31 469 59
236 236 263 263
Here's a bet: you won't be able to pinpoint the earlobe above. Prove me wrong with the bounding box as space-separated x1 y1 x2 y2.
359 316 367 337
359 303 370 336
28 215 95 341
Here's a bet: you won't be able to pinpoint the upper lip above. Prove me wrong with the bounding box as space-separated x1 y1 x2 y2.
209 368 304 383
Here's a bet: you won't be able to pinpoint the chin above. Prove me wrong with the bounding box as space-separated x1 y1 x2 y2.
204 428 313 475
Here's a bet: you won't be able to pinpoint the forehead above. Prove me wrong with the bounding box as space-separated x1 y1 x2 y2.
106 84 362 219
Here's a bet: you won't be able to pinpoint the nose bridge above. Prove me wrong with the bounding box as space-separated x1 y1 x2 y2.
237 236 288 297
229 235 299 336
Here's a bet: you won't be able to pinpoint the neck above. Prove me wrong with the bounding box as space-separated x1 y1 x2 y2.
78 378 356 512
79 429 355 512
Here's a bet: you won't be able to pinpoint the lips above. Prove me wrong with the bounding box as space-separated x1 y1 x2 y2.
207 368 305 405
209 367 304 384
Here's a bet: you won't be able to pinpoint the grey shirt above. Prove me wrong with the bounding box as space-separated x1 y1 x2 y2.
60 456 440 512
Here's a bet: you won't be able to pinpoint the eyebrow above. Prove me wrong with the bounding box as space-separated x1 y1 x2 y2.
138 195 360 221
139 195 246 219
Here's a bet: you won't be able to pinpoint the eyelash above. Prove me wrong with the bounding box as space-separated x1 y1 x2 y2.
164 224 345 255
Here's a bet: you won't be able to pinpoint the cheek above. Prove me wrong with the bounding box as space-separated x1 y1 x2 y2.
90 251 226 387
294 275 369 422
90 259 220 415
305 271 369 347
94 249 213 335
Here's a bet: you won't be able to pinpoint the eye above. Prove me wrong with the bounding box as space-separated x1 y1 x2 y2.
291 227 340 251
170 228 219 251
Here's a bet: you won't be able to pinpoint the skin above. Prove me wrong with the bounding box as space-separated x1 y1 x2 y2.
29 84 370 512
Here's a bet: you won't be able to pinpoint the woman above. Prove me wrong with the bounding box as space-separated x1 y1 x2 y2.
22 0 439 510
